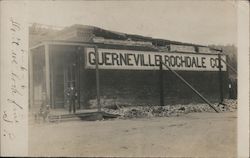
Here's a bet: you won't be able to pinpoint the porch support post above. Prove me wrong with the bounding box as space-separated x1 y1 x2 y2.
218 53 224 103
159 62 164 106
50 46 55 108
94 46 101 112
45 43 51 106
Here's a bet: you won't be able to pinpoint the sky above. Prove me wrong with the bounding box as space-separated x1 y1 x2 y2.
27 0 237 46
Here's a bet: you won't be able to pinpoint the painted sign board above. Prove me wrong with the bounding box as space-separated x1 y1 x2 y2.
85 48 227 71
170 44 196 53
198 47 211 54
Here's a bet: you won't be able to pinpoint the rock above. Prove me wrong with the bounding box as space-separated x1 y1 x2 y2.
178 107 185 111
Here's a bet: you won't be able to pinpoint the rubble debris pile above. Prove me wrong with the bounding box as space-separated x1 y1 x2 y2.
217 99 237 112
103 99 237 119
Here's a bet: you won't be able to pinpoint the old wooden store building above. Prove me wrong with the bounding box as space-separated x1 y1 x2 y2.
29 24 228 111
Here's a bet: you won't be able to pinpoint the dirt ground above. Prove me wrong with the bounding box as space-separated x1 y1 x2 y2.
28 112 237 157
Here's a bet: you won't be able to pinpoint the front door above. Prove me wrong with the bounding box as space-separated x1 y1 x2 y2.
64 53 80 110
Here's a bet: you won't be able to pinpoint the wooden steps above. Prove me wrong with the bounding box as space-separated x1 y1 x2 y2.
48 111 120 122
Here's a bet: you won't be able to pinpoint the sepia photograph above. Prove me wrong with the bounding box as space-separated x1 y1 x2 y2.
0 0 249 157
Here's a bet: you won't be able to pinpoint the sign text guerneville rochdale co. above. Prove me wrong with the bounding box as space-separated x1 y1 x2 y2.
85 48 227 71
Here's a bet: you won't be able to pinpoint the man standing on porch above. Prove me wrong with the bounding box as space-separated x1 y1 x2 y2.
66 83 77 113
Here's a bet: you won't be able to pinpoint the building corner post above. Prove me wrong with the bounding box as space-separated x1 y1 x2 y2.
45 43 51 107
